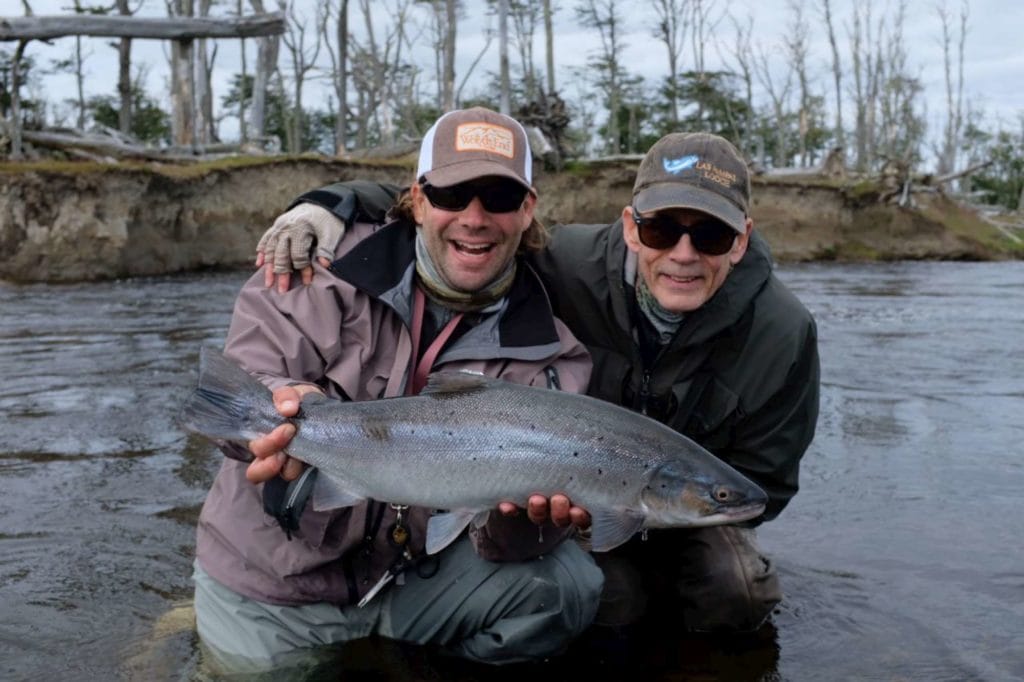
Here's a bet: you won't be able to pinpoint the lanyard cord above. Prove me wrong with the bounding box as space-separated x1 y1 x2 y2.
407 286 464 396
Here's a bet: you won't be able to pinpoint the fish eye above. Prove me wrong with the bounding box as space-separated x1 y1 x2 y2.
713 486 733 502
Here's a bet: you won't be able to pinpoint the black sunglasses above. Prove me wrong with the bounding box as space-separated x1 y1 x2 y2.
419 178 528 214
631 207 738 255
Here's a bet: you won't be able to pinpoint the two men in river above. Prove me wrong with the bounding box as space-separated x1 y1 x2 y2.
200 111 820 670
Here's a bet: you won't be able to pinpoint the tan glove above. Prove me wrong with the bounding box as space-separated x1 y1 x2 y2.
256 203 347 274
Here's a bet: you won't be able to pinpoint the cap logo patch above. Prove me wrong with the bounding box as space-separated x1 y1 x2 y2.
456 123 515 158
695 160 737 188
663 155 699 174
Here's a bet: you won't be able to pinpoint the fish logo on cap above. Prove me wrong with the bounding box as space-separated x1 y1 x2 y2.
663 155 699 174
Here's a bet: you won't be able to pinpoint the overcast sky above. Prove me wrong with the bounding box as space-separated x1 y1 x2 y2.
12 0 1024 148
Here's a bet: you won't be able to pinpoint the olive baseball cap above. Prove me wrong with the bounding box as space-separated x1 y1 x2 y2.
632 132 750 233
416 107 534 193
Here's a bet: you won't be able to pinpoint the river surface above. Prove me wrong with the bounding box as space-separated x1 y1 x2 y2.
1 261 1022 681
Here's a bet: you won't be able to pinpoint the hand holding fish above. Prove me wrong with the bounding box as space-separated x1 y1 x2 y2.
499 496 591 529
245 384 324 484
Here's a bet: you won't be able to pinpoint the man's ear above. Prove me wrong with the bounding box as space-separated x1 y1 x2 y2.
729 217 754 265
410 183 427 224
622 205 642 253
519 191 537 232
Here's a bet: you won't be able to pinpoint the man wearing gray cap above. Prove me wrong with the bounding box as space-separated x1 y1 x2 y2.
256 131 819 638
193 107 602 673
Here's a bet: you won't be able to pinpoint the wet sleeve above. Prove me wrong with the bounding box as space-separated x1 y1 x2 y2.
222 265 348 392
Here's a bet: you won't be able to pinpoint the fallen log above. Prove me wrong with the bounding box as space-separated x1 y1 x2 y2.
0 13 285 41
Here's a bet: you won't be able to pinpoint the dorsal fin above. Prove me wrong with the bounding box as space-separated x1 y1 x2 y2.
420 370 496 396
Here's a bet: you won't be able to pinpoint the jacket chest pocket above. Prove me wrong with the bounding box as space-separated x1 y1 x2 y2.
670 375 740 440
587 346 632 404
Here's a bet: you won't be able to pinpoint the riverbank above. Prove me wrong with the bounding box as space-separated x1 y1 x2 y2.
1 155 1019 282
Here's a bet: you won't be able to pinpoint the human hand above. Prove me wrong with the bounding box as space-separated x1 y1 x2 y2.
255 203 346 293
498 494 592 529
244 384 322 483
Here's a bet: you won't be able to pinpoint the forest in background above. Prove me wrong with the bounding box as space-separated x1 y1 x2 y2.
1 0 1021 211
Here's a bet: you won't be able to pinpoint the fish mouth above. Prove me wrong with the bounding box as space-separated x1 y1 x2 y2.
701 501 766 525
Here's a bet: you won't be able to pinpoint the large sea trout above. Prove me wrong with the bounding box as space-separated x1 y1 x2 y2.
180 348 767 554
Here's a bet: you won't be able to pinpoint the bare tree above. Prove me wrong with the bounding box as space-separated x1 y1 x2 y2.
722 12 754 155
652 0 689 130
848 1 885 172
116 0 135 135
509 0 541 105
784 0 812 167
168 0 196 146
689 0 721 126
818 0 844 153
875 0 923 169
498 0 511 114
319 0 349 154
575 0 628 154
235 0 248 142
936 0 968 179
420 0 458 111
349 0 418 147
279 0 323 152
7 39 30 159
62 1 94 130
754 41 794 167
249 0 281 141
194 0 218 143
543 0 555 96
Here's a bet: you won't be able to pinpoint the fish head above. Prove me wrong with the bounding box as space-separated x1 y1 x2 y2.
640 458 767 528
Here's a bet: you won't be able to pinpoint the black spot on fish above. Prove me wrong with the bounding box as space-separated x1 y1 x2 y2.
622 481 627 486
597 468 603 475
573 451 579 457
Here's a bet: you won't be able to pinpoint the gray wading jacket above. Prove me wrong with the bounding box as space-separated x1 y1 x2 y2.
529 222 819 523
196 218 591 607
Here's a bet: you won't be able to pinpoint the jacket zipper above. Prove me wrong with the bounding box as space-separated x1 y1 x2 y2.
638 369 652 416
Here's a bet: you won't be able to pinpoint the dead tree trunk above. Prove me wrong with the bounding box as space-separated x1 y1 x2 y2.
0 13 285 40
116 0 133 135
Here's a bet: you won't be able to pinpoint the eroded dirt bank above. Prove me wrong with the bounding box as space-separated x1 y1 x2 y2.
0 157 1016 282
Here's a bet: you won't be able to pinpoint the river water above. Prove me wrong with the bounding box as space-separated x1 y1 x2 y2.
1 261 1022 681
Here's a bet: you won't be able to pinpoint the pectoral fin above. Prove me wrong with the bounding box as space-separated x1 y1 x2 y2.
585 509 646 552
425 509 489 554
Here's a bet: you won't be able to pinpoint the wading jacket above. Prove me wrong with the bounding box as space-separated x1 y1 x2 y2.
196 218 591 607
530 223 819 523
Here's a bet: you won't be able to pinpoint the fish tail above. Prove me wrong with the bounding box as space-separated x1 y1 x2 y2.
179 347 279 443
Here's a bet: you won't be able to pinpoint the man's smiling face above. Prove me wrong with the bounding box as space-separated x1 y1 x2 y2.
412 178 535 293
623 206 751 314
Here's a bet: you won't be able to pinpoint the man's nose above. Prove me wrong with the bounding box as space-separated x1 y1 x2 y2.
458 196 490 226
666 231 699 260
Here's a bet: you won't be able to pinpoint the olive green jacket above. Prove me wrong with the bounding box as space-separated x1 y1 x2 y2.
530 222 820 522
